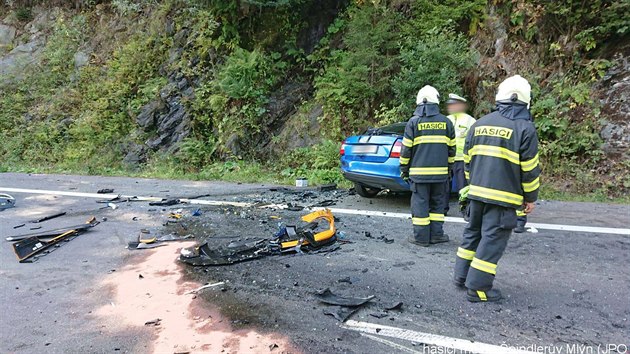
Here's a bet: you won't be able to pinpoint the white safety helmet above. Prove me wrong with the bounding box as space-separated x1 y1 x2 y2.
496 75 531 107
416 85 440 105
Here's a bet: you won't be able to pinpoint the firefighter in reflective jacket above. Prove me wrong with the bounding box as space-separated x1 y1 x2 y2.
453 75 541 302
400 85 456 247
445 93 476 214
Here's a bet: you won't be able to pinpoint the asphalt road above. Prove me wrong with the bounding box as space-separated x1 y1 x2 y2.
1 173 629 354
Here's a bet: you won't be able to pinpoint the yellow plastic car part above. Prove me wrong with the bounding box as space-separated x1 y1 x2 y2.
280 209 335 249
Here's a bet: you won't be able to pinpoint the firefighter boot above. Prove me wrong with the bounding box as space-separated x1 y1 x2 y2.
408 236 430 247
453 276 466 288
514 219 526 233
430 234 450 244
466 288 502 302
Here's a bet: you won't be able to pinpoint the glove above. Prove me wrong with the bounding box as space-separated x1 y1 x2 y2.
400 171 409 183
458 185 470 219
458 185 470 202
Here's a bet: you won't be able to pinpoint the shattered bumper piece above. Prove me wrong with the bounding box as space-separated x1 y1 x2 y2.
0 193 16 210
179 240 266 266
273 209 336 251
315 288 375 307
179 209 338 266
11 217 99 262
6 217 100 242
323 306 359 322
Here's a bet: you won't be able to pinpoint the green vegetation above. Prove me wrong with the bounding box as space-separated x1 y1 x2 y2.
0 0 628 201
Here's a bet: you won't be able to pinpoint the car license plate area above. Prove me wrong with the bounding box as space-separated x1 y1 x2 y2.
352 145 378 154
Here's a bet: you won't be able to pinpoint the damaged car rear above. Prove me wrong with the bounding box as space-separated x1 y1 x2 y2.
340 123 410 197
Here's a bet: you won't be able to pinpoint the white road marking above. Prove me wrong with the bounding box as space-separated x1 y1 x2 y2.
321 207 630 236
1 187 628 236
0 187 250 207
360 333 421 353
344 320 533 354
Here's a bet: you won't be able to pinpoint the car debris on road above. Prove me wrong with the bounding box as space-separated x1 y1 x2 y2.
316 288 375 322
10 217 100 262
0 193 16 210
179 209 338 266
6 217 101 242
29 211 67 223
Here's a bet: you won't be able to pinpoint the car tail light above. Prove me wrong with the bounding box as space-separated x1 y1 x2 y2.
340 139 347 156
390 140 402 158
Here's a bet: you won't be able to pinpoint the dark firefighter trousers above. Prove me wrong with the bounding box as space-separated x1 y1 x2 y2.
444 161 467 213
453 199 517 290
411 182 447 243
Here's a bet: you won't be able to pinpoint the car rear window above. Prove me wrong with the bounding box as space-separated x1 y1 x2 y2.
376 123 406 135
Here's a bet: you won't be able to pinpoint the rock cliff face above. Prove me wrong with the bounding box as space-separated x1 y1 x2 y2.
598 51 630 161
0 2 627 179
121 0 345 165
0 9 56 78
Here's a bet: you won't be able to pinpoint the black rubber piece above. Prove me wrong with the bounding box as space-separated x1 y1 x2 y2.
149 199 180 206
30 212 66 223
319 184 337 192
323 306 359 322
315 288 375 307
354 183 380 198
179 241 266 266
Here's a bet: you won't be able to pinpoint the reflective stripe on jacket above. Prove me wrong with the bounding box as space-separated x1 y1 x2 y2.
400 104 456 183
447 113 476 161
464 104 541 208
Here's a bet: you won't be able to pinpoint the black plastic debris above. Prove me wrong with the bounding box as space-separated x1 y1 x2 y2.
96 195 139 204
369 312 388 319
319 183 337 192
144 318 161 326
30 212 66 223
13 224 25 229
308 200 336 208
157 234 193 242
380 236 394 244
286 203 304 211
338 277 353 284
180 210 337 265
0 193 16 211
13 230 78 262
384 301 403 311
12 217 100 262
315 288 375 307
323 306 359 322
179 240 266 266
149 199 180 206
135 243 166 250
6 218 100 241
97 188 114 194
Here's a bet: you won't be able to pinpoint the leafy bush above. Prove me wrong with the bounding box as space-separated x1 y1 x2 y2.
192 47 285 156
278 140 344 184
392 28 478 118
15 7 32 21
313 4 400 138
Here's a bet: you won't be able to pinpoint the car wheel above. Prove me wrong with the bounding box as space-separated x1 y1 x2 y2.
354 183 381 198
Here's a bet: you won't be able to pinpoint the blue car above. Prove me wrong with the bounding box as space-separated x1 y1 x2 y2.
340 123 409 197
341 123 457 198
